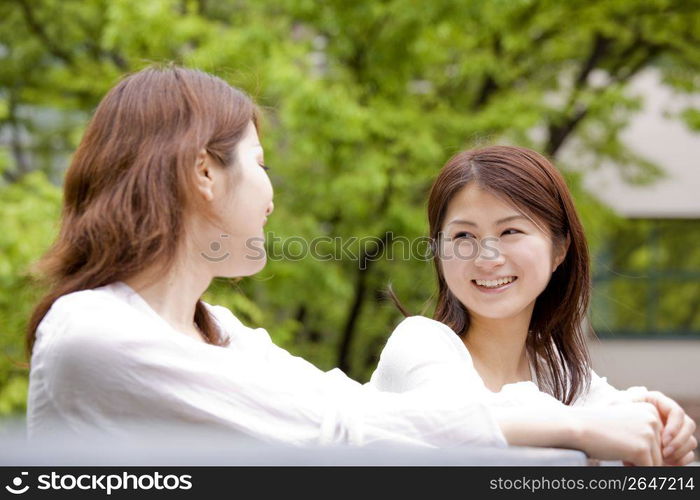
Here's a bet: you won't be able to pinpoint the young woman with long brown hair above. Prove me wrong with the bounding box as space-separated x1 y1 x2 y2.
371 146 697 465
27 66 676 463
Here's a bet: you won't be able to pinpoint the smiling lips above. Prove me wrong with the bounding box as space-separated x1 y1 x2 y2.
472 276 517 292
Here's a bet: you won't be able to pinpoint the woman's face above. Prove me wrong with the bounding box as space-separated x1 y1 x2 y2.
439 183 565 322
198 121 274 277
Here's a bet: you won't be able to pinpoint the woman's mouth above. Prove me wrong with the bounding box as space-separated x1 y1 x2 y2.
471 276 517 294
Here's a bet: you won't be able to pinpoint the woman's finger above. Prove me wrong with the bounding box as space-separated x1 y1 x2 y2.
645 392 684 445
666 433 697 464
664 416 697 458
651 435 664 466
662 405 685 446
668 450 697 467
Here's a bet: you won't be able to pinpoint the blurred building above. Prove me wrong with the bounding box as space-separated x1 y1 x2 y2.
582 70 700 415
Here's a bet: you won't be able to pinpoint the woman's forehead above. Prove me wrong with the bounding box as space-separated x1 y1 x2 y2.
445 184 520 220
443 184 548 234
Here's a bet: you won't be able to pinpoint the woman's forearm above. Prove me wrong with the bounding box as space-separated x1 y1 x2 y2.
491 405 581 449
491 402 667 465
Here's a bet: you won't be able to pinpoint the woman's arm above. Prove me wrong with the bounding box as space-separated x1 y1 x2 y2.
578 370 648 406
493 402 666 466
235 318 676 463
36 299 508 448
217 310 507 448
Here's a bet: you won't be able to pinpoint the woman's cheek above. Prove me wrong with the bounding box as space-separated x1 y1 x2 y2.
516 240 554 290
440 258 463 285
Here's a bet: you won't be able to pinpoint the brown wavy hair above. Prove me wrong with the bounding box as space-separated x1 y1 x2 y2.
426 146 592 404
27 65 259 355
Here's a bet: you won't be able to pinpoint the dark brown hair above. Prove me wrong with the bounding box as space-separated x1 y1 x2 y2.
27 65 259 355
426 146 591 404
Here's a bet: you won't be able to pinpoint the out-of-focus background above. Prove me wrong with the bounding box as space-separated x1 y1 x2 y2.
1 0 699 437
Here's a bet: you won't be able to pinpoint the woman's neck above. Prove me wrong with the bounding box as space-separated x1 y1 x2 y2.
463 308 533 392
124 243 212 341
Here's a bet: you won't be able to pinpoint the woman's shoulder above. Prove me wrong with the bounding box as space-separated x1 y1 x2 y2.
31 284 159 384
42 284 139 333
395 315 457 332
203 303 245 330
203 303 274 349
387 315 464 350
378 315 470 366
370 316 477 393
36 284 152 350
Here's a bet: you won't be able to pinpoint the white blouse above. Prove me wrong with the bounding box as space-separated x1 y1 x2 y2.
27 283 506 448
370 316 648 410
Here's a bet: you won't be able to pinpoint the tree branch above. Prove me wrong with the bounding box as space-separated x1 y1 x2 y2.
15 0 74 64
545 34 611 156
471 36 501 109
546 108 588 157
575 33 612 88
337 231 392 373
336 162 397 373
2 94 32 184
16 0 129 71
545 34 661 157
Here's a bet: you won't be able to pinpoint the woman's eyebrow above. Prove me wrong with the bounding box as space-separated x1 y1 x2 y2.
446 215 529 227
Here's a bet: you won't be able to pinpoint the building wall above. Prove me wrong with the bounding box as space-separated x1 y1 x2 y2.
582 69 700 219
589 340 700 399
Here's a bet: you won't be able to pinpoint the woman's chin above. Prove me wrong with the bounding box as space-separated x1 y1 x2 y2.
209 254 267 279
237 256 268 277
466 304 525 321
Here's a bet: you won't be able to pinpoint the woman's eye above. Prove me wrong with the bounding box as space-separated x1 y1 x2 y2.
453 232 475 239
259 163 270 171
501 228 521 236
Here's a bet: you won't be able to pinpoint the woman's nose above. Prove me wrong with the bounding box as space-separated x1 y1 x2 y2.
474 238 505 269
265 201 274 216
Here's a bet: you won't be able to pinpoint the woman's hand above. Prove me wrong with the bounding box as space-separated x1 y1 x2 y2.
493 402 665 465
637 391 697 465
572 402 665 466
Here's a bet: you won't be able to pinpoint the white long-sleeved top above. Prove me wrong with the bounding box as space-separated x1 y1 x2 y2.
370 316 647 409
27 283 507 448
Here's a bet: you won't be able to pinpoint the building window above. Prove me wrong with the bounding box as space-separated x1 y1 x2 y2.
592 219 700 338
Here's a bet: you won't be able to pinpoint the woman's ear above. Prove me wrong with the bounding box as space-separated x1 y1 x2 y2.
553 233 571 271
194 149 214 202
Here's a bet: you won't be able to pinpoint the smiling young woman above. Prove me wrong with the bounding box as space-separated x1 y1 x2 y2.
372 146 697 465
430 148 585 402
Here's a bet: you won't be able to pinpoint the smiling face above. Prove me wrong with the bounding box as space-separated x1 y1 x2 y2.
439 183 566 322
